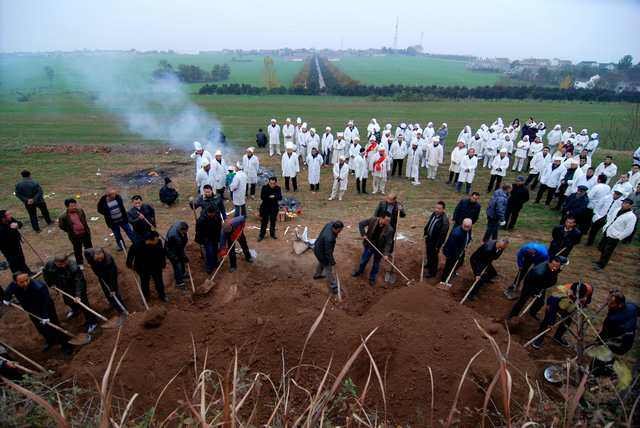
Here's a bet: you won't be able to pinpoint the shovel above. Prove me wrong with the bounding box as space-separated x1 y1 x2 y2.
363 237 413 286
459 266 488 305
98 278 129 316
0 340 51 374
186 262 196 293
120 241 150 311
196 239 238 296
20 233 46 265
0 356 40 376
334 267 343 301
8 302 91 346
51 287 122 329
384 209 400 284
437 254 463 290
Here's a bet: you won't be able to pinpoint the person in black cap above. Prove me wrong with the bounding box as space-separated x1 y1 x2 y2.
561 185 590 228
159 177 179 206
126 230 168 302
504 176 530 230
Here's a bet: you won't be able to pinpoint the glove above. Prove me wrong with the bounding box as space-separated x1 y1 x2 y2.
2 300 10 306
40 318 50 325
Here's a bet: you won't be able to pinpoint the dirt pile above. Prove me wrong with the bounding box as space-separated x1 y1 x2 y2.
142 307 167 329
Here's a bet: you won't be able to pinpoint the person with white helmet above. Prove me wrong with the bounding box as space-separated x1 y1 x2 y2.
344 120 360 144
547 124 562 150
229 162 248 217
456 148 478 194
406 140 422 185
575 129 589 152
353 147 368 194
242 147 260 199
425 136 444 180
348 137 362 172
448 141 467 185
190 141 213 180
321 126 334 166
306 147 323 192
282 118 295 147
513 135 530 172
308 127 320 153
488 149 510 192
296 122 310 162
332 132 347 164
584 133 599 160
267 119 281 156
329 156 349 201
370 146 389 194
211 150 228 196
281 143 300 192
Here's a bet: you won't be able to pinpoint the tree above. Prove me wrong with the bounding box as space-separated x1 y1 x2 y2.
618 55 633 71
262 56 279 89
44 66 54 87
559 75 573 89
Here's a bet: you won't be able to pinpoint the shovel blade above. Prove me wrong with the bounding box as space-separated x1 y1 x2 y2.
102 315 125 329
436 281 452 290
195 279 215 296
68 333 92 346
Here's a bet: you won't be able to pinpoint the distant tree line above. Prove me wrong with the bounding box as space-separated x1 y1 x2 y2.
198 81 640 102
317 56 359 90
152 60 230 83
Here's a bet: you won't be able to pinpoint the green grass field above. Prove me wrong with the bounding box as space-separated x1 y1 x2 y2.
334 54 501 86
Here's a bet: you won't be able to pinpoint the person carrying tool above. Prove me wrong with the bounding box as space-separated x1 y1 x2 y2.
506 256 566 321
219 216 254 273
548 216 582 257
43 254 98 333
440 218 473 283
196 206 222 274
258 177 282 241
504 241 549 300
531 281 593 349
190 184 226 220
14 170 52 232
166 221 190 289
423 201 450 278
126 231 168 302
0 210 32 274
313 220 345 294
3 272 72 355
127 195 156 241
58 198 92 267
97 188 136 251
466 238 509 301
352 211 395 287
84 247 127 314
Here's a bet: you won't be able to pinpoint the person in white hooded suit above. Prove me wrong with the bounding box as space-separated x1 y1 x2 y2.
546 124 562 150
306 147 323 192
329 156 349 201
321 127 334 165
406 141 422 185
229 163 248 217
242 147 260 198
425 136 444 180
267 119 281 156
332 132 347 164
457 125 473 148
456 148 478 194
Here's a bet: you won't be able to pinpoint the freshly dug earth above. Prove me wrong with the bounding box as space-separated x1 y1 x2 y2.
142 306 167 329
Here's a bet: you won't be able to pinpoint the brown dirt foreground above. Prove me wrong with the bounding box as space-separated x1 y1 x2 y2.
2 218 540 425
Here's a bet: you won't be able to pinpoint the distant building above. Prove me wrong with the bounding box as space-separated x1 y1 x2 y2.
577 61 599 68
599 63 617 71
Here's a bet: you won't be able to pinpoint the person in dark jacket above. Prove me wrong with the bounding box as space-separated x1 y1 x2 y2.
127 195 156 241
190 185 226 220
313 220 345 294
506 257 565 320
219 216 253 272
258 177 283 241
14 170 52 232
504 176 530 230
84 247 126 314
561 185 589 229
256 128 268 148
126 231 167 302
452 193 481 226
195 206 222 274
159 177 179 206
97 188 136 251
441 218 473 282
353 212 395 286
58 198 92 266
43 254 98 333
599 290 637 355
2 272 72 354
373 193 406 253
466 238 509 300
483 184 510 242
504 242 549 299
0 210 31 274
165 221 189 288
423 201 450 278
548 217 582 257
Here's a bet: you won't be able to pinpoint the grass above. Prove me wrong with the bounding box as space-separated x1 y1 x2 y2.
334 55 501 87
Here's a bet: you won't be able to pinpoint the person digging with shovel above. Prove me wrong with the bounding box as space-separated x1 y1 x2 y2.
440 218 473 285
84 247 127 314
166 221 190 289
127 195 156 242
464 238 509 302
219 216 254 273
3 272 73 355
126 231 168 303
313 220 344 294
504 241 549 300
353 211 394 287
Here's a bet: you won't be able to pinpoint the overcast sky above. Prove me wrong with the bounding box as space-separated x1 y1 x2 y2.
1 0 639 62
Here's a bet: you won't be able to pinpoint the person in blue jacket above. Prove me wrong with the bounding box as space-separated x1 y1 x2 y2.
440 218 473 282
504 242 549 299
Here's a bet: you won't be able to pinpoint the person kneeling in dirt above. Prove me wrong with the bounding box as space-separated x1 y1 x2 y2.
126 231 168 302
196 207 222 274
353 212 394 287
3 272 72 355
219 216 253 273
466 238 509 301
159 177 179 206
43 254 98 334
166 221 189 289
84 247 127 314
506 256 566 322
531 281 593 350
313 220 344 294
190 184 226 220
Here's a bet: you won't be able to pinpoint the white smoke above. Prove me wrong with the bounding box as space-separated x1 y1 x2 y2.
68 57 225 154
